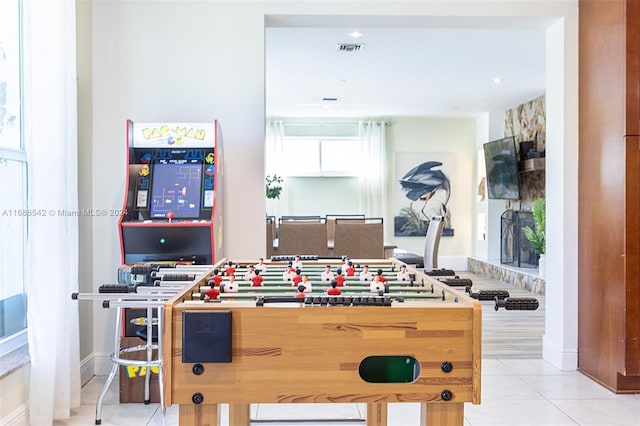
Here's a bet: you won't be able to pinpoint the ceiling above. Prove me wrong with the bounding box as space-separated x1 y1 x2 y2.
265 24 547 118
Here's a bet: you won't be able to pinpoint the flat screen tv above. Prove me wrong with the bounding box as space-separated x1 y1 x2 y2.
483 136 521 200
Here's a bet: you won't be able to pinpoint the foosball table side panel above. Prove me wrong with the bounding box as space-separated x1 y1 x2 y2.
168 302 478 405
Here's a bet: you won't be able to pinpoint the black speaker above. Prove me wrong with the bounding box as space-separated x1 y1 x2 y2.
182 311 232 363
519 141 534 161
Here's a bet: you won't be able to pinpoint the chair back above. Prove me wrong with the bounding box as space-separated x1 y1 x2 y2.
277 219 328 256
333 217 384 259
424 216 445 270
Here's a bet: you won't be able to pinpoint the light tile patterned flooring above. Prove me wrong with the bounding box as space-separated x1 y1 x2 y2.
54 272 640 426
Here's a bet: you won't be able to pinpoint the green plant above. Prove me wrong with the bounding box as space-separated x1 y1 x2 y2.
265 174 283 200
523 198 545 254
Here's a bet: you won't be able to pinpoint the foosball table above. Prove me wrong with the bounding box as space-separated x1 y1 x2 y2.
161 258 482 426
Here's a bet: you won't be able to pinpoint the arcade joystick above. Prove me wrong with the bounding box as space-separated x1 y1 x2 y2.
167 212 174 222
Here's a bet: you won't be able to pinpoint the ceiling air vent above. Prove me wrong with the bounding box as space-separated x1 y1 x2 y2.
337 43 365 52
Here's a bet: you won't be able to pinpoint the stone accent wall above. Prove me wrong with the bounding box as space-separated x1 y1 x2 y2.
504 94 546 204
468 257 545 295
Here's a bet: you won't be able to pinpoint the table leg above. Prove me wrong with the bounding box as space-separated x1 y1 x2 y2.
420 402 464 426
178 403 219 426
366 402 388 426
229 403 251 426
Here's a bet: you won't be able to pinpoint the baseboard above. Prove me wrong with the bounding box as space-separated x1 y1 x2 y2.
0 402 28 426
542 336 577 370
93 352 114 376
80 354 94 386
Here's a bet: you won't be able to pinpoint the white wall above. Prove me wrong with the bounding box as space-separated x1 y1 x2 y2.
84 0 578 371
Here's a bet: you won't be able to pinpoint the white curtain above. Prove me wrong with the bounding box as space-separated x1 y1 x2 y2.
23 1 81 424
265 120 287 218
265 120 285 176
358 120 388 218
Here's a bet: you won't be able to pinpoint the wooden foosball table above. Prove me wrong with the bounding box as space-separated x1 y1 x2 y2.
162 258 482 425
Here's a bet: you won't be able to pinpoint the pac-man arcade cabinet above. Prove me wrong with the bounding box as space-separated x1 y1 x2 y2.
118 120 223 265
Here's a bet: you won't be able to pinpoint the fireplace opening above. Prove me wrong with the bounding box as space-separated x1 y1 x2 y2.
501 210 538 268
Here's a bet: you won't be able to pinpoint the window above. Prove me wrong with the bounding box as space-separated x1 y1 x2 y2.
281 137 362 176
0 0 27 355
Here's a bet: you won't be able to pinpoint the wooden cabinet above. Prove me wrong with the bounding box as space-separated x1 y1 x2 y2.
578 0 640 392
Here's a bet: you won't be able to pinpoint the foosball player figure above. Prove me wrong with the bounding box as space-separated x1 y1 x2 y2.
359 265 373 282
345 261 356 277
292 255 303 270
321 265 334 282
334 268 346 287
300 274 313 293
342 256 351 271
221 274 238 293
282 264 296 282
243 265 256 281
254 257 267 272
370 275 385 294
208 269 223 287
224 261 236 276
205 285 220 300
295 284 306 298
396 264 410 281
376 268 387 283
327 279 342 296
251 269 264 287
292 268 303 287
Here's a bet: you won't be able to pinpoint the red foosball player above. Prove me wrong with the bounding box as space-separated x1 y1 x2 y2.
327 279 341 296
224 261 236 276
294 284 306 298
251 269 264 287
292 269 303 287
208 269 223 287
205 286 220 300
334 268 346 287
375 268 387 284
345 261 356 277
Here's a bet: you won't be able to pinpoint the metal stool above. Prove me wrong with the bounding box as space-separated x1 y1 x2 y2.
72 288 173 425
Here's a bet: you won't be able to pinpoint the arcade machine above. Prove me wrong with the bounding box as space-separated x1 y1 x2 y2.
118 120 224 265
116 120 223 404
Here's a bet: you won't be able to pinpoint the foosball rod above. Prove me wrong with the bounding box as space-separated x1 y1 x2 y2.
494 297 540 311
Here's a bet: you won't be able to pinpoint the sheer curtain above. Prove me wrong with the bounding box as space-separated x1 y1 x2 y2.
265 120 288 218
358 120 388 218
23 1 81 424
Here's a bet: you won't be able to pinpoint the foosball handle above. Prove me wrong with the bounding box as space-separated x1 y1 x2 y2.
494 297 540 311
467 289 510 300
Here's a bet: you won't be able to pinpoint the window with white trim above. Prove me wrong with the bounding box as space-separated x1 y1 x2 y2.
0 0 27 355
281 137 362 176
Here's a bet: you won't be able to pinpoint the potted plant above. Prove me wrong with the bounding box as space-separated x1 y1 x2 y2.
523 198 545 276
265 174 283 199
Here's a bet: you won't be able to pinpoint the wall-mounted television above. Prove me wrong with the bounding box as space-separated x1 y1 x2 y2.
483 136 521 200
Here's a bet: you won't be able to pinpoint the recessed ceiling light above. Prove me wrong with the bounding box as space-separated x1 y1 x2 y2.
493 77 503 84
348 31 363 38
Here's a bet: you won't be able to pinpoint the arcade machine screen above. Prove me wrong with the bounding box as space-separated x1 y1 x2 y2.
149 163 204 219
